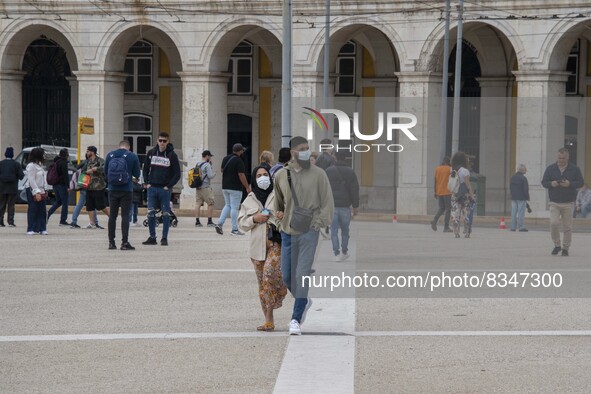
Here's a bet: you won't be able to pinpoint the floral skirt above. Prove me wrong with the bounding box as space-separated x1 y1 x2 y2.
252 240 287 311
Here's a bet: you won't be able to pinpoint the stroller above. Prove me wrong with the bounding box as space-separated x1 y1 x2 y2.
143 202 179 228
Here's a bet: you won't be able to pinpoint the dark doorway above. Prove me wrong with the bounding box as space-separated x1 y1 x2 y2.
22 39 72 148
227 114 253 185
447 41 482 172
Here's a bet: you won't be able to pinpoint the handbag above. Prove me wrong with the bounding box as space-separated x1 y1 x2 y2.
455 182 469 200
287 169 314 232
77 173 90 189
267 223 282 243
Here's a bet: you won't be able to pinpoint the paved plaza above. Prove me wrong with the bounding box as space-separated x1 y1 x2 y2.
1 212 591 393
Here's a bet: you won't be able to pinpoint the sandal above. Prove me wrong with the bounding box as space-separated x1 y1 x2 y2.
257 322 275 331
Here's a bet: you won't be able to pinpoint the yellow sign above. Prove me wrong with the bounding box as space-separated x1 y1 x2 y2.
78 117 94 135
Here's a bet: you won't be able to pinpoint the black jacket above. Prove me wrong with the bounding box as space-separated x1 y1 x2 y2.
0 158 25 194
316 152 335 171
509 172 529 201
142 143 181 189
541 162 584 203
326 161 360 208
53 156 70 186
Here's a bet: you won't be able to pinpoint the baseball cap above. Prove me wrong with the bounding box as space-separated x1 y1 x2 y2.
202 150 214 157
87 146 98 154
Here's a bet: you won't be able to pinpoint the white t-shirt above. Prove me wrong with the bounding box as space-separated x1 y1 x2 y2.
457 167 470 183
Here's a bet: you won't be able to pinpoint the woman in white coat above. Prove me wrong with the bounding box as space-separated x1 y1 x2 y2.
238 166 287 331
25 147 48 235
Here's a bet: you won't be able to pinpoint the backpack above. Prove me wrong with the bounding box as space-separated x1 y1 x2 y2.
188 162 207 188
46 163 60 185
447 170 460 194
107 153 129 186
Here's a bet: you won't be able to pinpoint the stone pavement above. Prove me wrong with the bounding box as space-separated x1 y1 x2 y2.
1 212 591 393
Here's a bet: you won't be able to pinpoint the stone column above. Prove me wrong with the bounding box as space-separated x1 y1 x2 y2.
178 71 229 210
74 71 126 156
66 76 79 149
513 71 569 217
395 72 443 215
0 71 26 153
292 71 324 143
476 76 512 214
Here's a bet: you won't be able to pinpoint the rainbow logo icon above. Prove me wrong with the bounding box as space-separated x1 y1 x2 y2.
303 107 329 138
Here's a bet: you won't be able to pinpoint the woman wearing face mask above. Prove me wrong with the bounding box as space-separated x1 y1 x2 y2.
238 166 287 331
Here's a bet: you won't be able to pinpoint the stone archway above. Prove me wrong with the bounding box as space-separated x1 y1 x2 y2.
0 24 79 153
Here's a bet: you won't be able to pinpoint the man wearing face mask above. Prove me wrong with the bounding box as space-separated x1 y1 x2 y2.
273 136 334 335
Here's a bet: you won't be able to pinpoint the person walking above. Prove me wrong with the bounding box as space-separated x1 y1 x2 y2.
46 148 71 226
450 151 475 238
142 132 181 246
70 153 100 229
238 166 287 332
541 148 584 256
194 150 216 228
0 147 24 227
80 146 110 228
105 140 141 250
214 143 251 236
574 183 591 218
326 149 360 261
25 147 48 235
259 150 274 171
509 164 530 232
430 156 452 232
273 136 334 335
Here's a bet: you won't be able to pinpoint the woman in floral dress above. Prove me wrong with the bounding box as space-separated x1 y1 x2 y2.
238 166 287 331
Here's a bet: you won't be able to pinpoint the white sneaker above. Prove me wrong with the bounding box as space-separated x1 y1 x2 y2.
341 253 350 261
40 231 48 235
301 298 313 324
289 319 301 335
334 254 342 262
26 231 37 235
86 224 96 229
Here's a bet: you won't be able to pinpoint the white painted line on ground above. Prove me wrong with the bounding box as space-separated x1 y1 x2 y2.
0 332 286 342
0 268 252 273
273 298 356 394
355 330 591 337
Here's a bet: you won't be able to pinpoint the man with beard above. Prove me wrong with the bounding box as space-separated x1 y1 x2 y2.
273 136 334 335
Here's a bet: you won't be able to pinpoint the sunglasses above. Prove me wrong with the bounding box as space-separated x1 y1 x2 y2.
158 139 168 143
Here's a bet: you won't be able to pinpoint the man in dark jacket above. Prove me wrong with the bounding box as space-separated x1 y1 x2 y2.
47 148 71 226
142 132 181 246
105 140 141 250
0 147 25 227
541 148 584 256
509 164 530 232
326 149 360 261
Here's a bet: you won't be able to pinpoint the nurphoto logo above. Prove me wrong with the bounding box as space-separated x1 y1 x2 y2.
303 107 418 153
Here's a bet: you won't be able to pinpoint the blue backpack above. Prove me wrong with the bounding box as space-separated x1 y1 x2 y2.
108 153 129 186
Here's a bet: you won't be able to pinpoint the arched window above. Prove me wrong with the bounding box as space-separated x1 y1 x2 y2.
124 40 153 94
124 113 153 164
227 41 253 95
336 41 356 96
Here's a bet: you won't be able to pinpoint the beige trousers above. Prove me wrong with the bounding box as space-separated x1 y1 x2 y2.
549 202 574 250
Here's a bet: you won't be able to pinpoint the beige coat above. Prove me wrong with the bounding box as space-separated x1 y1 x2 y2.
238 191 278 261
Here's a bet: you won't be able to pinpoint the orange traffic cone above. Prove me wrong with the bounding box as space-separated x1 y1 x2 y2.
392 214 398 223
499 217 507 229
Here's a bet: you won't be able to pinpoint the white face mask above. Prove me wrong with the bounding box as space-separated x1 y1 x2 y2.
256 176 271 190
297 149 312 161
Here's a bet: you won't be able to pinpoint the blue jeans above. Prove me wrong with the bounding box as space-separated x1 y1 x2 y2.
331 207 351 255
281 229 319 323
71 190 98 225
511 200 527 230
217 189 242 232
147 186 171 239
26 188 46 233
47 184 69 223
129 202 138 223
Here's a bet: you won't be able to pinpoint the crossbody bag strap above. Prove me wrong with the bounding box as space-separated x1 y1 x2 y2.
286 169 301 208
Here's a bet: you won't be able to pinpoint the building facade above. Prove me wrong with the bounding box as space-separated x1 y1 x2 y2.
0 1 589 215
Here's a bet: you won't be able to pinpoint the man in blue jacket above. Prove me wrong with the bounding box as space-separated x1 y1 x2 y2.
541 148 584 256
105 140 141 250
142 132 181 246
